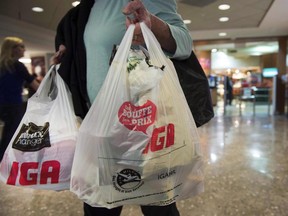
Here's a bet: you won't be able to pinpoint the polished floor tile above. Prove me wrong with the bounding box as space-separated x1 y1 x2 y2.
0 102 288 216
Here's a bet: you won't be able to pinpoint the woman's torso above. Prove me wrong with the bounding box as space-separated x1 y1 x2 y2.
0 62 34 105
84 0 129 103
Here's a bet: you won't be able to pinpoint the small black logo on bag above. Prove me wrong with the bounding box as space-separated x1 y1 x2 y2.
112 169 144 193
12 122 51 151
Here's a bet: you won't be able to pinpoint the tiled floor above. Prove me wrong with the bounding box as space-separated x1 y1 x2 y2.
0 100 287 216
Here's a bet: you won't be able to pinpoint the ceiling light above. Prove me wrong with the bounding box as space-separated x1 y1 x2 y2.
183 19 191 24
72 1 80 7
211 48 217 53
219 32 227 37
219 17 229 22
218 4 230 10
19 58 31 64
32 7 44 12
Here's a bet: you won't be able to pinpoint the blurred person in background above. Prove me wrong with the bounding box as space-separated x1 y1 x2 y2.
225 75 234 105
0 37 39 162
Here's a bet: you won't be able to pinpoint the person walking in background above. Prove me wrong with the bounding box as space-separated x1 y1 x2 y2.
0 37 39 162
225 75 234 105
52 0 192 215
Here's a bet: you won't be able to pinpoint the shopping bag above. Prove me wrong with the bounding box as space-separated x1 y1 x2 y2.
70 23 204 208
0 65 78 190
172 51 214 127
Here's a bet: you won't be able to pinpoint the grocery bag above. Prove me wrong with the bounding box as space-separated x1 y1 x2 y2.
0 65 78 190
70 23 204 208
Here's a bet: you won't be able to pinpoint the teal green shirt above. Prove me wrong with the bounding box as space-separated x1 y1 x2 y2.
84 0 192 103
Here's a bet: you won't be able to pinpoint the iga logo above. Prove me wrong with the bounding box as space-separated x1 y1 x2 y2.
112 169 144 193
143 124 175 154
12 122 50 151
118 100 156 134
7 160 60 186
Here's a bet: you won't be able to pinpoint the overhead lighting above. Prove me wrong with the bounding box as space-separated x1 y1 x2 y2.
210 153 218 163
211 48 217 53
218 4 230 10
32 7 44 12
219 32 227 37
19 58 31 64
183 19 191 24
72 1 80 7
250 52 266 56
250 149 261 158
219 17 229 22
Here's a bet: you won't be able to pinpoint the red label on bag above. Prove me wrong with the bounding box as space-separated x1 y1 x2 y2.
6 160 60 186
143 124 175 154
118 100 156 134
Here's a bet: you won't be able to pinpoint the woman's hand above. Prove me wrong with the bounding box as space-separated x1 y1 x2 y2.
122 0 176 54
50 44 66 65
122 0 151 45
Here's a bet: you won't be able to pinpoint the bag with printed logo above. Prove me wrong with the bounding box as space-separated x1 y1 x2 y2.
0 65 78 190
70 23 204 208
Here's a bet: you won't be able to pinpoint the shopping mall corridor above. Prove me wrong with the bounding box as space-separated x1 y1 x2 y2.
0 103 288 216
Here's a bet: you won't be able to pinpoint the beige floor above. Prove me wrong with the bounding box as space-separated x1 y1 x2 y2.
0 101 287 216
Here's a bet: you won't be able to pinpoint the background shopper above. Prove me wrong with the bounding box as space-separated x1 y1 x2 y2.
0 37 39 161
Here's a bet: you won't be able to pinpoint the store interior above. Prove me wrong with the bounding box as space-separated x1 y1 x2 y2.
0 1 288 215
0 0 287 116
15 38 288 118
193 38 288 116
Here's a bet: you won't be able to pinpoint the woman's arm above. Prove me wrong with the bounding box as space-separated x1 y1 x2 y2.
29 79 40 91
17 62 40 91
150 14 176 54
123 0 192 59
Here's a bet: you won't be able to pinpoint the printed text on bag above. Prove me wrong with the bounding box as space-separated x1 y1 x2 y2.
12 122 50 151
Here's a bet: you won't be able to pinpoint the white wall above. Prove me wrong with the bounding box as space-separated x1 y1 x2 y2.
0 15 55 57
211 51 261 70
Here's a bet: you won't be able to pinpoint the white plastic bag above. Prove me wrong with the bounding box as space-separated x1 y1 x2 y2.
0 65 78 190
70 23 204 208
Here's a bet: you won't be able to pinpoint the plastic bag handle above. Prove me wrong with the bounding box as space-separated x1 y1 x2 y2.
139 22 186 95
30 64 77 131
140 22 168 68
33 65 57 99
111 24 135 67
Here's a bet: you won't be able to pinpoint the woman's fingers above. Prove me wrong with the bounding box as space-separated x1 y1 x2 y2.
123 0 151 45
50 45 66 65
